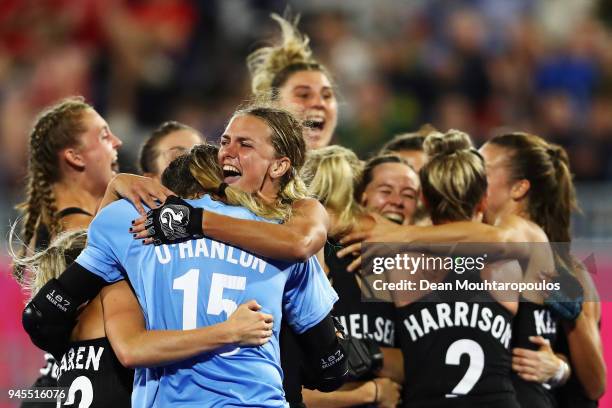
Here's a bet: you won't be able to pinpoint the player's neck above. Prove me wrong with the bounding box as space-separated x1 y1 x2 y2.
53 179 101 215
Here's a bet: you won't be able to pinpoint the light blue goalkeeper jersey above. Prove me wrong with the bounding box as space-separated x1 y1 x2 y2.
76 195 338 407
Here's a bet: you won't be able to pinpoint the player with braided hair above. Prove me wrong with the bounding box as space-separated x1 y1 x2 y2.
15 97 121 281
15 96 122 408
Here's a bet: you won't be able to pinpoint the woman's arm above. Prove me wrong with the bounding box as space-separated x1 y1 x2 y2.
563 302 606 399
379 347 404 384
562 259 606 399
132 197 329 261
200 198 329 261
98 173 175 214
303 378 401 408
302 382 375 408
338 214 532 272
101 281 273 368
512 336 570 385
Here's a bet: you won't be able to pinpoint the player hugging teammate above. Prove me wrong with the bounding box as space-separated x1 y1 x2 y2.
11 11 605 408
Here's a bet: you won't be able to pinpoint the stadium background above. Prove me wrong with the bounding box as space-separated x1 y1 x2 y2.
0 0 610 406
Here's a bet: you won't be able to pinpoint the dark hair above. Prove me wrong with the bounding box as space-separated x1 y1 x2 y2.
139 121 202 175
487 132 578 244
380 124 437 154
161 152 205 199
355 154 412 200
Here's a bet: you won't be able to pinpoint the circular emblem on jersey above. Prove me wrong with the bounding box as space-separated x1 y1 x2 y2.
159 205 190 240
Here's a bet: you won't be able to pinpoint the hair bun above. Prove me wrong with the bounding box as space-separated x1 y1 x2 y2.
247 13 316 96
423 129 474 157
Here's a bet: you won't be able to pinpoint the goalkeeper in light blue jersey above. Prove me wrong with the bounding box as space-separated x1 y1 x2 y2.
23 106 345 407
77 192 337 407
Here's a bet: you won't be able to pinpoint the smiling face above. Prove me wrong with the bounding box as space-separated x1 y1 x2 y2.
75 108 122 194
360 162 420 225
218 114 279 194
277 70 338 150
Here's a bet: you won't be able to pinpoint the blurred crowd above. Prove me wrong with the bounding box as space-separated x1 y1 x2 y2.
1 0 611 231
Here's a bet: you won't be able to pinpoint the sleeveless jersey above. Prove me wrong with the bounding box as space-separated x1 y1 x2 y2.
396 274 519 408
56 337 133 408
326 240 397 348
75 195 338 407
511 298 559 408
24 208 92 408
34 207 92 250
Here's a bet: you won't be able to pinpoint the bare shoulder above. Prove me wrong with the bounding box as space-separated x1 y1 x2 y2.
292 197 325 213
291 198 329 225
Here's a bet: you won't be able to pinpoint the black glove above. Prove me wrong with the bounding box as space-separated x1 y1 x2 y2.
145 196 204 245
343 336 384 381
545 262 584 321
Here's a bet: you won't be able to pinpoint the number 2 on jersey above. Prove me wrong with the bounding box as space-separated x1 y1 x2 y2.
445 339 484 398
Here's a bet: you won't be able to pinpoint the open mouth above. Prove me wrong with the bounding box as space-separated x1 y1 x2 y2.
303 117 325 132
222 164 242 184
383 212 404 225
303 114 325 132
111 159 119 174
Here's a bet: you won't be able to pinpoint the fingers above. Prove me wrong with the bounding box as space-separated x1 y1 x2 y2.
513 363 539 379
131 196 147 216
337 242 361 259
528 336 550 348
245 300 262 311
131 215 147 228
258 334 272 345
512 348 538 359
339 231 369 246
133 229 151 239
130 216 155 241
512 356 537 370
260 329 273 338
140 194 161 213
517 372 540 382
162 186 177 198
139 179 175 205
346 255 362 273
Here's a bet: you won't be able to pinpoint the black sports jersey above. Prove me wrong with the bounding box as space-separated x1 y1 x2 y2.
34 207 92 250
20 354 59 408
23 207 93 408
511 298 559 408
326 241 397 348
56 337 133 408
397 275 519 408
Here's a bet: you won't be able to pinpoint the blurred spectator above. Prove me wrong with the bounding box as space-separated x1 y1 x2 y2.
1 0 612 227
